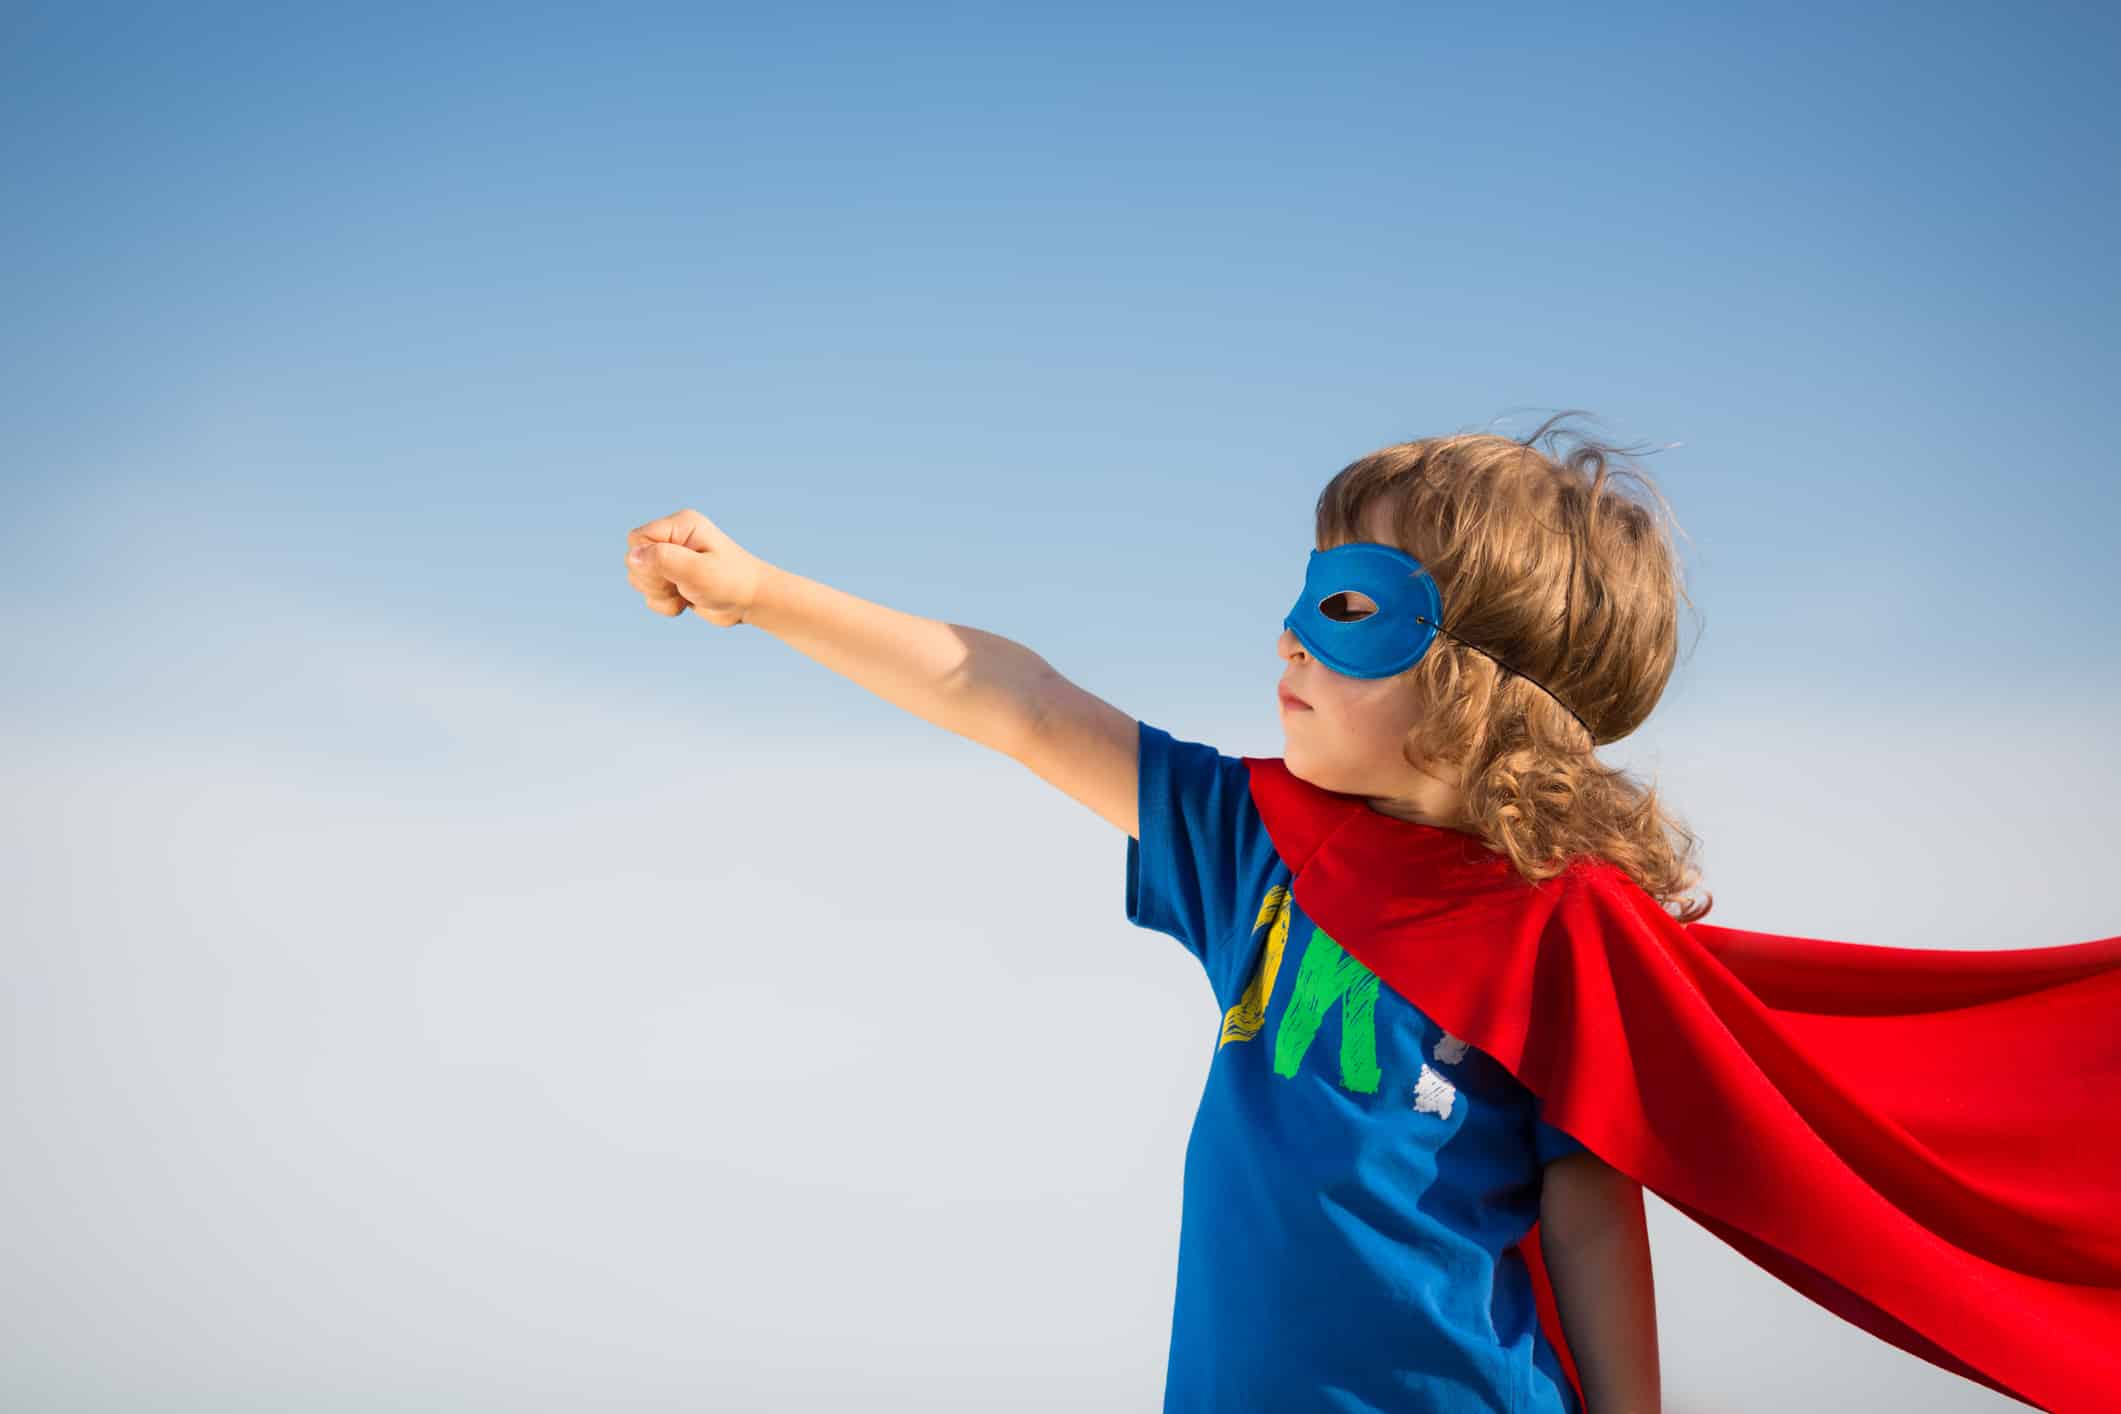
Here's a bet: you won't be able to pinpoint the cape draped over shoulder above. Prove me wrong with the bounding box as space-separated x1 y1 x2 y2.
1241 754 2121 1414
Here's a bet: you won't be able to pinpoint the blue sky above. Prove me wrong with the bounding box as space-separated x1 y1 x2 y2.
4 4 2115 1410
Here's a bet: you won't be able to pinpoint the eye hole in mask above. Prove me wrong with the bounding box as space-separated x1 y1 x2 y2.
1320 590 1379 622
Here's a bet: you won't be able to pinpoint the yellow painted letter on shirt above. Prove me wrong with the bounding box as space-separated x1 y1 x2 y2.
1219 885 1293 1049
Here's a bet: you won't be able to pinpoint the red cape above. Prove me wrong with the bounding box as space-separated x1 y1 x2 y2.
1242 755 2121 1414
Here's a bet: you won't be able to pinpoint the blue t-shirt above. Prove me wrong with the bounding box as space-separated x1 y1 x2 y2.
1127 720 1588 1414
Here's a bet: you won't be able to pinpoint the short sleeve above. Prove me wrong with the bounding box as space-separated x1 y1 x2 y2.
1125 720 1278 976
1534 1107 1590 1166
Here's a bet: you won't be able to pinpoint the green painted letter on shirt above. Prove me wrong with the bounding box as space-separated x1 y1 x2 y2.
1273 928 1382 1094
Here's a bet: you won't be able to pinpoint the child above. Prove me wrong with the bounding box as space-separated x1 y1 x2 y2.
625 415 2121 1413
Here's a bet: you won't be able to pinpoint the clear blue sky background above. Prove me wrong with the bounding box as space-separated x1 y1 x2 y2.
5 4 2116 1411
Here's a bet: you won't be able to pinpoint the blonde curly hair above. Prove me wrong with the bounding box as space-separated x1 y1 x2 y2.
1314 411 1712 922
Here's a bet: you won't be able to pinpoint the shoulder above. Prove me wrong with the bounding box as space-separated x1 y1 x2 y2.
1535 853 1662 931
1554 852 1650 903
1538 854 1689 966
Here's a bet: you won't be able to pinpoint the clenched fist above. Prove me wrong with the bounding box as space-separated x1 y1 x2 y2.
624 509 773 627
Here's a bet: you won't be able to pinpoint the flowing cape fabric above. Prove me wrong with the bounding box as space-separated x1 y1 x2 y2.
1242 755 2121 1414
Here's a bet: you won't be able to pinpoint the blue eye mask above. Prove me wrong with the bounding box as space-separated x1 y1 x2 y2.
1283 542 1444 679
1284 541 1599 740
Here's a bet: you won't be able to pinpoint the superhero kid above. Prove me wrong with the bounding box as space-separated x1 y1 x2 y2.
625 412 2121 1414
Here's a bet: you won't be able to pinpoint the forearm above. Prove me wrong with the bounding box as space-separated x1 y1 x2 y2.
1540 1162 1661 1413
746 562 1050 757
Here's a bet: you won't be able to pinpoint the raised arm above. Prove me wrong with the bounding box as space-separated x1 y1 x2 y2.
746 561 1052 760
1011 669 1139 839
743 561 1140 836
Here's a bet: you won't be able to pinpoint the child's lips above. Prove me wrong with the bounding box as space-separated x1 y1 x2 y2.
1279 687 1311 711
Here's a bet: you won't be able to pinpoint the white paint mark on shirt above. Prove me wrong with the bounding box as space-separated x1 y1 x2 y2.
1413 1063 1458 1120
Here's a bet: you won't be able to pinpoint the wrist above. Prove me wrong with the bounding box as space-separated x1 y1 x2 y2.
744 561 789 628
